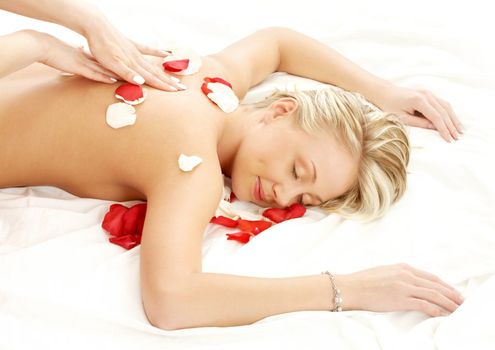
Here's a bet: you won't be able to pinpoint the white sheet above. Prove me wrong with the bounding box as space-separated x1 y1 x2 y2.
1 0 495 349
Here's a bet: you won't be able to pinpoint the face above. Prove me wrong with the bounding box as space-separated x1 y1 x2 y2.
230 100 360 208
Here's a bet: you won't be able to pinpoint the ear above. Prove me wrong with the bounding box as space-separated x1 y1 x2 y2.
263 97 298 123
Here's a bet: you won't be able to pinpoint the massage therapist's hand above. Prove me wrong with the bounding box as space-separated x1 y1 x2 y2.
31 30 120 83
83 19 184 92
337 263 464 317
374 84 464 143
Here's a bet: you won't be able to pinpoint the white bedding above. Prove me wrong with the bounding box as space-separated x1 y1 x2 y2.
1 0 494 349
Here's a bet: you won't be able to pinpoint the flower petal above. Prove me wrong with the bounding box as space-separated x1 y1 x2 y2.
122 203 147 236
106 102 136 129
178 153 203 172
102 204 128 236
262 207 288 223
238 219 272 235
163 59 190 73
162 48 201 75
115 83 145 105
109 234 139 250
210 215 239 228
285 203 306 219
226 231 252 244
205 81 239 113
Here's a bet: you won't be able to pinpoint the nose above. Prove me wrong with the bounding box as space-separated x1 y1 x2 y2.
272 182 301 208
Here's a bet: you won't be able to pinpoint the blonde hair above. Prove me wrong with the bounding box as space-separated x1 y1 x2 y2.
252 87 410 223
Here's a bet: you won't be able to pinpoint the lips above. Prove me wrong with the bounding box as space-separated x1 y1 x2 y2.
254 176 264 202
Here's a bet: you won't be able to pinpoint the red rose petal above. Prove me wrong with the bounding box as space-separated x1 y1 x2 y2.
238 219 272 235
286 203 306 219
109 234 139 250
262 207 288 223
206 77 232 89
210 215 239 228
201 81 212 95
122 203 147 236
102 204 128 236
262 203 306 223
226 231 253 244
163 59 189 72
115 83 143 103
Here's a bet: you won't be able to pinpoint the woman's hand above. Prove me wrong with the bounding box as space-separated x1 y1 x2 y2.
84 20 183 92
34 31 120 84
373 84 464 143
336 263 464 317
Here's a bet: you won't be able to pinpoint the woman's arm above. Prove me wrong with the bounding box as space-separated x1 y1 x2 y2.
0 30 45 79
212 27 463 142
0 29 120 81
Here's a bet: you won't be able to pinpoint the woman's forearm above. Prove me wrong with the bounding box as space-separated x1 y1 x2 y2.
0 0 107 37
0 30 45 79
275 27 393 106
153 271 353 330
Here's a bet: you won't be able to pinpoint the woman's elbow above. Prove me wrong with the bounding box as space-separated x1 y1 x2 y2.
143 287 191 331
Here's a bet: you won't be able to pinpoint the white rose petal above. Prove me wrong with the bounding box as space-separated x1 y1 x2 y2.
178 154 203 172
106 102 137 129
207 82 239 113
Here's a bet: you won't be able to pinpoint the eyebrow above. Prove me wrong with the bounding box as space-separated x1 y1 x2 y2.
310 160 324 204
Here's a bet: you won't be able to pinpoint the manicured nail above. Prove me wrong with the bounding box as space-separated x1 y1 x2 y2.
132 75 145 85
170 76 181 83
109 78 117 83
177 83 187 90
168 85 178 91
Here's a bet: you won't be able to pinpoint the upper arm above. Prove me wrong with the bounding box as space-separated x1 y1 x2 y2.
139 153 223 325
208 27 285 100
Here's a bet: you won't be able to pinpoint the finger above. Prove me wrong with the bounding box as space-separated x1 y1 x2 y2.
85 60 120 83
75 64 119 84
416 98 452 142
412 278 464 307
410 268 463 299
132 56 185 92
407 298 450 317
426 94 459 140
399 113 436 130
411 287 459 313
437 97 465 134
133 41 172 57
104 59 152 86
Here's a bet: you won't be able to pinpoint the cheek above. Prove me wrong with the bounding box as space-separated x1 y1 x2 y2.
230 137 266 200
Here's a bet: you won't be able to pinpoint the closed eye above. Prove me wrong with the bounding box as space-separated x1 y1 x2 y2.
292 164 298 179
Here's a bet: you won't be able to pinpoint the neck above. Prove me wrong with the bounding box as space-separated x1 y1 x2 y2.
217 105 260 177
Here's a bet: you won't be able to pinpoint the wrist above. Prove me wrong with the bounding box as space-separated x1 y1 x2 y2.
16 30 47 63
333 274 359 311
361 78 395 109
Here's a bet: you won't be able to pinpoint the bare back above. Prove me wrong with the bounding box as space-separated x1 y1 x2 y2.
0 57 229 201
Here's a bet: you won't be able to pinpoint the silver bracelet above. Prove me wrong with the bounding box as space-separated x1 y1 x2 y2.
321 271 343 312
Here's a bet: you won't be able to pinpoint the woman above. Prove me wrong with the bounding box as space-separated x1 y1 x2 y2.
0 27 464 330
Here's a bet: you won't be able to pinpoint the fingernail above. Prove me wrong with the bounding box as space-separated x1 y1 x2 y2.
132 75 145 85
168 85 178 92
177 83 187 90
109 78 117 83
161 50 172 55
170 76 181 83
